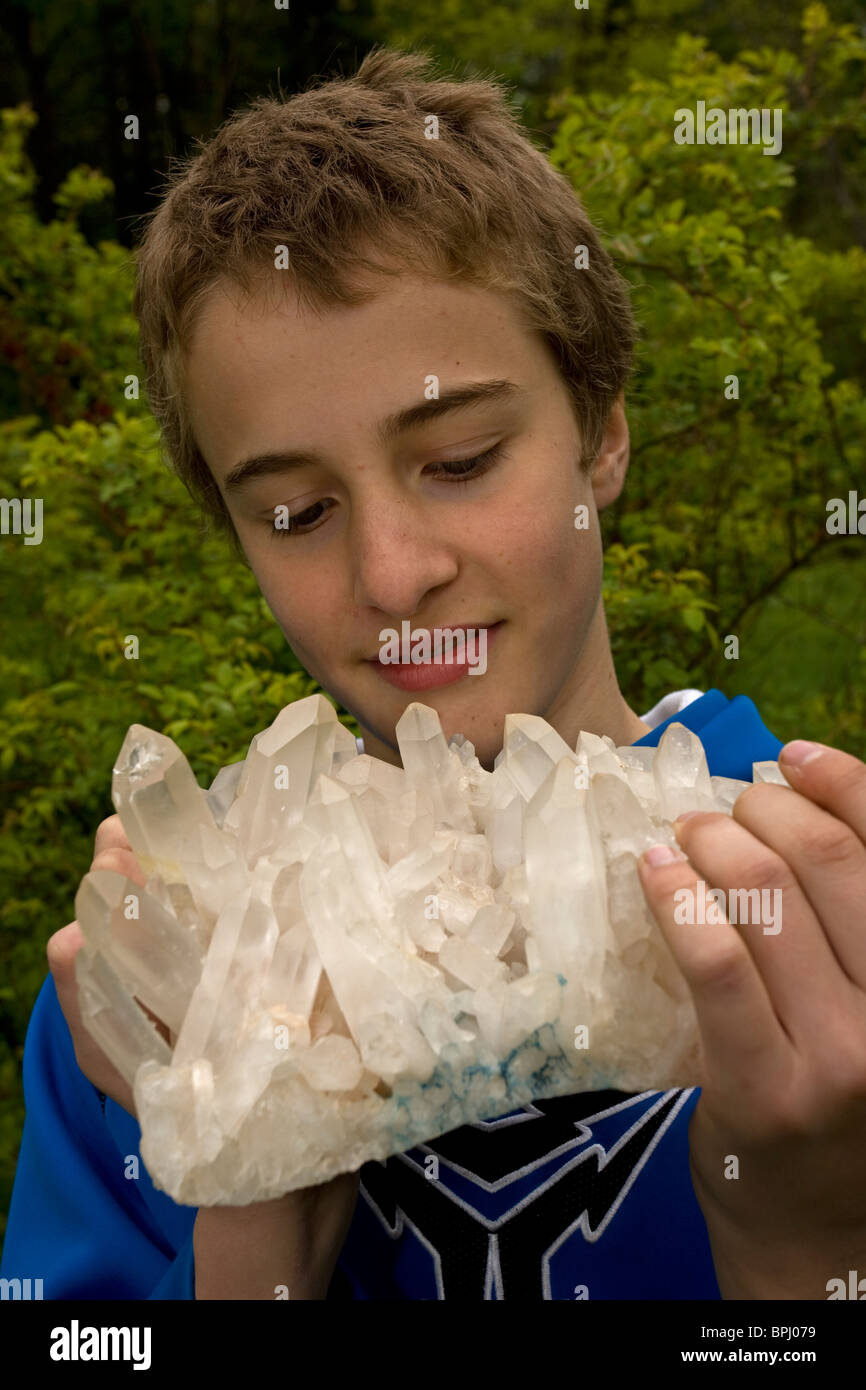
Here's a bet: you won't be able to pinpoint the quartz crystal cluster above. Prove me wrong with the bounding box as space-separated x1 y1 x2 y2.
74 695 787 1205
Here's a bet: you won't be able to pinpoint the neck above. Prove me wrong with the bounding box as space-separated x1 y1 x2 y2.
539 605 651 753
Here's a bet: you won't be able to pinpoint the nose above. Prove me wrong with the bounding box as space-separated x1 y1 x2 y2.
351 483 460 619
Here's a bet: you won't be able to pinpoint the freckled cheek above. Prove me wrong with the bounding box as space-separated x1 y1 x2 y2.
254 564 343 661
498 496 597 604
244 553 285 620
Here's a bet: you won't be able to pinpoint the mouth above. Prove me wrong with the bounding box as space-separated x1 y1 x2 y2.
364 621 504 691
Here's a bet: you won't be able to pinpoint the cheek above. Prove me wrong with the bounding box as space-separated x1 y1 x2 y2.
490 474 601 607
246 551 339 654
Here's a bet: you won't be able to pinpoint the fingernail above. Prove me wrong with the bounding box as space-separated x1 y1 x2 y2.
780 740 824 768
643 844 677 866
674 811 700 825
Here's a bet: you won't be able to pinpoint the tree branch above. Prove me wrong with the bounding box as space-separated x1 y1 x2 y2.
725 536 836 632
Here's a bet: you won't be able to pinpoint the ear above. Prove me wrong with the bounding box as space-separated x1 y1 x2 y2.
589 394 630 510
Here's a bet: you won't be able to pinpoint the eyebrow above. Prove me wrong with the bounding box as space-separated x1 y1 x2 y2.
222 379 525 493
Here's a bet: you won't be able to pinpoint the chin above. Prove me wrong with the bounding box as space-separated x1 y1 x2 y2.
473 748 501 775
442 717 507 772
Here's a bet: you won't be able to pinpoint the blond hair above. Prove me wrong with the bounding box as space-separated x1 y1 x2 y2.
133 45 636 537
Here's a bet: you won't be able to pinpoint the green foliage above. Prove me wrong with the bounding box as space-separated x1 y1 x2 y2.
372 0 866 249
544 15 866 742
0 106 137 425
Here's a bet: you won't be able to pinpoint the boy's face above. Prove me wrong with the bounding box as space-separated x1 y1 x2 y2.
184 269 647 770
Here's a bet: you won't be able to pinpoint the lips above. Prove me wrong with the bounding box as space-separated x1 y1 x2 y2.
361 619 505 689
364 622 502 665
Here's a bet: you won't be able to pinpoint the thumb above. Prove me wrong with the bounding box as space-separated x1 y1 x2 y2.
47 919 139 1117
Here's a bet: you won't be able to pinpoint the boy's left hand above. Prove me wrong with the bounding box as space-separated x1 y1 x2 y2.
637 739 866 1299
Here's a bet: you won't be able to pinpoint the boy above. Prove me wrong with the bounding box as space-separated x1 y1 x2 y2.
3 46 865 1301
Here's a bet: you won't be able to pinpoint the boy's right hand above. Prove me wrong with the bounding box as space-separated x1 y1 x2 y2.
49 813 359 1295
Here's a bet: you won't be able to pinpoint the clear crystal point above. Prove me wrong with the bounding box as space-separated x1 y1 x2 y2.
501 712 577 800
396 702 475 831
224 694 340 857
752 760 790 786
653 721 715 819
112 724 218 882
524 757 610 1007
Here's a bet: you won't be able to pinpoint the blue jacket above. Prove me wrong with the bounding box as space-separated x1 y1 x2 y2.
1 689 783 1299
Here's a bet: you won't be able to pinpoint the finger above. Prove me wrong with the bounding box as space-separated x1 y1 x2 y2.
46 919 86 985
47 922 91 1052
672 810 843 1045
74 871 169 1037
90 844 147 889
94 814 133 857
732 782 866 990
779 741 866 846
637 847 790 1089
47 922 138 1113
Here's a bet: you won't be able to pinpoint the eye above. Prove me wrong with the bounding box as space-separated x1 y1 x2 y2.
428 442 505 483
269 498 335 538
267 444 505 539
